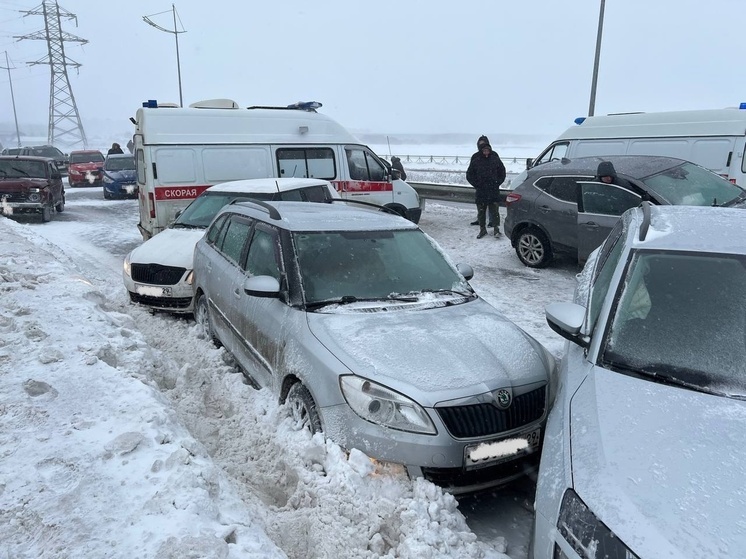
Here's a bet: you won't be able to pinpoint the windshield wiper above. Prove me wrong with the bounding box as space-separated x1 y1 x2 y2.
420 288 474 298
724 191 746 207
305 294 418 310
604 358 732 398
171 222 205 229
11 167 29 177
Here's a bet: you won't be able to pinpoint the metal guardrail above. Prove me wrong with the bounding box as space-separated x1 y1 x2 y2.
409 174 519 207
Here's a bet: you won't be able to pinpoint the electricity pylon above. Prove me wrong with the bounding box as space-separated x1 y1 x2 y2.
16 1 88 148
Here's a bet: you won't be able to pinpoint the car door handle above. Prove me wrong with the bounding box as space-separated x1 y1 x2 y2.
233 287 241 299
584 222 600 229
539 205 552 213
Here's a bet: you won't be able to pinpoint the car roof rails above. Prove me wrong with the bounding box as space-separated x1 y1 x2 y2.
230 198 281 220
638 200 652 241
329 198 403 217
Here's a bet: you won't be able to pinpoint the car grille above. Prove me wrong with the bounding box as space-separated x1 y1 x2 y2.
422 449 540 493
131 263 185 285
128 292 192 310
436 386 546 439
0 193 30 203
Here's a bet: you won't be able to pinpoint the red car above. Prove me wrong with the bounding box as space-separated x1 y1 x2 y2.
0 155 65 222
68 149 105 188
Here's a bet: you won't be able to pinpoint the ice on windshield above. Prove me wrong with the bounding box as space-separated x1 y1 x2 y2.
604 251 746 393
295 229 469 303
642 162 744 206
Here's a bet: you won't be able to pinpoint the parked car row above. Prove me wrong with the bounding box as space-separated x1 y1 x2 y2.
118 158 746 555
0 145 70 176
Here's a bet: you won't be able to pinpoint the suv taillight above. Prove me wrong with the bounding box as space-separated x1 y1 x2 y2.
505 193 522 206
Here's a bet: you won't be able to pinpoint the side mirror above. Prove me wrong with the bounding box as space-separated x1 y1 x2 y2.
526 157 533 169
545 302 589 348
456 263 474 281
244 275 280 298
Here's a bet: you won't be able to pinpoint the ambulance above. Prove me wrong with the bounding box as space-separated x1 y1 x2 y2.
131 99 421 240
528 104 746 185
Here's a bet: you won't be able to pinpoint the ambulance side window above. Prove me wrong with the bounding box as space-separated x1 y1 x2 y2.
276 148 335 180
345 148 386 181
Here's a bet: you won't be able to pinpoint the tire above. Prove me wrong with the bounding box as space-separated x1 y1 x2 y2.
55 192 65 213
103 189 112 200
41 204 52 223
286 382 322 434
383 204 407 219
194 293 221 347
515 227 552 268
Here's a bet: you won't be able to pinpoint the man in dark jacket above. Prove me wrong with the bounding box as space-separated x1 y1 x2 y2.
108 142 124 155
390 156 407 180
466 142 506 238
469 135 498 227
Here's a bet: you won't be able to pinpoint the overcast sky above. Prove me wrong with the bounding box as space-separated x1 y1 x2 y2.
0 0 744 140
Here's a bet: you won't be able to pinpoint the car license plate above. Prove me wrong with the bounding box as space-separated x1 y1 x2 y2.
464 428 541 469
135 284 172 297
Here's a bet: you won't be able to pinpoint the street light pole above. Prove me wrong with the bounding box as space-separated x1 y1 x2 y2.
143 5 186 107
588 0 606 117
2 51 22 147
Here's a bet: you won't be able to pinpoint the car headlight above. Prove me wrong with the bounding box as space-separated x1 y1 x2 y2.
103 175 114 184
556 489 640 559
339 375 436 434
123 254 131 277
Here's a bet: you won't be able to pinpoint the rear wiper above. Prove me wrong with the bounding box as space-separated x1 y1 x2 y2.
306 294 418 310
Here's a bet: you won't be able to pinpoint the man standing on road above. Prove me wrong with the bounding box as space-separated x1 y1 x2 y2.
466 141 506 239
469 135 500 227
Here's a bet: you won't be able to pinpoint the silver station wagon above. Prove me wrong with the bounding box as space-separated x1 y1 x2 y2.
193 200 557 494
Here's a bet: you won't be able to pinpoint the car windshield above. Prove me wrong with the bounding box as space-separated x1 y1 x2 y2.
641 162 745 206
70 152 104 164
105 156 135 171
294 229 470 304
0 159 47 178
174 192 271 228
602 250 746 396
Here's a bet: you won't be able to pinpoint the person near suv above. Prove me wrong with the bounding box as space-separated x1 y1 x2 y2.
466 139 506 238
469 135 500 228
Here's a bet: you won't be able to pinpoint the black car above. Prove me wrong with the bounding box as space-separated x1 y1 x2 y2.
503 155 746 268
20 145 69 176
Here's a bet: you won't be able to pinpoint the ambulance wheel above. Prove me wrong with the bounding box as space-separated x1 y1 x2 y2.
384 204 407 219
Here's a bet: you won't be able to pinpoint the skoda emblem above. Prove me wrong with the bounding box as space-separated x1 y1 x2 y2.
494 388 512 409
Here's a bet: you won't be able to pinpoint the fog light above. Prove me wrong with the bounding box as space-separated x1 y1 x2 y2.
28 193 41 202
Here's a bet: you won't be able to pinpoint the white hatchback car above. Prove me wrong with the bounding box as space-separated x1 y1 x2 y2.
123 177 338 313
533 203 746 558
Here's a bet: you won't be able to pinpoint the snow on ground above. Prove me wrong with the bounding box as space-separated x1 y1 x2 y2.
0 169 578 558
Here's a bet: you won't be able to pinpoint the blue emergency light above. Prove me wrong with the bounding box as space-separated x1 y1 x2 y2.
740 102 746 110
142 100 158 108
574 117 586 125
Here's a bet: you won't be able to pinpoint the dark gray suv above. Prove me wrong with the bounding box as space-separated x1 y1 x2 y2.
504 155 746 268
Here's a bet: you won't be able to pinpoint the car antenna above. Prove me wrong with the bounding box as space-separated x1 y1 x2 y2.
275 179 281 194
386 135 392 159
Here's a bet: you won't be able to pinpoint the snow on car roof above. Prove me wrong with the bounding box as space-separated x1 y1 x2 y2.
631 205 746 254
226 200 418 232
206 177 333 194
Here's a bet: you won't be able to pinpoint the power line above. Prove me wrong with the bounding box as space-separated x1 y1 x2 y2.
15 0 87 148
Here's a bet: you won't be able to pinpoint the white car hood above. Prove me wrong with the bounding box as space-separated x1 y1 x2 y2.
570 367 746 558
306 297 551 399
128 228 206 268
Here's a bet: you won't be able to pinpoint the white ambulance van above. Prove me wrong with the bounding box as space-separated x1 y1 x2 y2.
528 104 746 185
132 99 421 240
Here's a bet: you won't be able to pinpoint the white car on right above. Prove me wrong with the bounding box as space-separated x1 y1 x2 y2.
533 202 746 559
